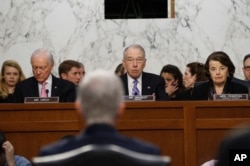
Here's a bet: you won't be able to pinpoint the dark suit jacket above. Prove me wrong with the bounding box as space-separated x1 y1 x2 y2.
120 72 169 100
216 128 250 166
13 75 76 102
191 79 249 100
39 124 161 156
175 88 193 101
0 94 14 103
231 77 250 96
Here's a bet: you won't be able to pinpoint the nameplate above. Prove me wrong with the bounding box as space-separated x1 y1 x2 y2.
123 95 155 101
24 97 59 103
213 94 249 101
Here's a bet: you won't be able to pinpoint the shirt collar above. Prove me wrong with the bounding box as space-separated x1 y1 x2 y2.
127 74 142 85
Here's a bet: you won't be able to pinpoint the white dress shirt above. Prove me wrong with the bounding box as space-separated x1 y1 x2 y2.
38 74 52 97
127 74 142 96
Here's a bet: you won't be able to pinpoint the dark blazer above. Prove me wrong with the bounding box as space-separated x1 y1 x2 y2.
175 81 210 100
39 124 161 156
231 77 250 96
120 72 169 100
0 94 14 103
191 79 249 100
13 75 76 102
175 88 193 101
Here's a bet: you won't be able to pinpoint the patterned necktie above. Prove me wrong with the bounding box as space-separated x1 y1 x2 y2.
132 79 140 96
40 82 48 97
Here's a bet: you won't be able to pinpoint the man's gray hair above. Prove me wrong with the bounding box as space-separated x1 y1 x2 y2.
77 70 124 124
30 48 54 65
123 44 145 59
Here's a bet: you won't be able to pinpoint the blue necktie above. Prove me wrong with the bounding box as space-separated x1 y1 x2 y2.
132 80 140 96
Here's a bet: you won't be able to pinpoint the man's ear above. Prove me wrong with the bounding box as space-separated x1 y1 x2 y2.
122 60 127 71
61 73 67 79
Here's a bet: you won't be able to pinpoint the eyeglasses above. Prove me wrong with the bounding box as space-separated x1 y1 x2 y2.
125 58 145 63
209 67 227 73
244 66 250 71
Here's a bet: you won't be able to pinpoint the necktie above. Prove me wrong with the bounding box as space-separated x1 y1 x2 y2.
41 82 48 97
132 80 140 96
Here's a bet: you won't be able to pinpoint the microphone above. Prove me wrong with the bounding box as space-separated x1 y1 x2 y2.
46 89 49 97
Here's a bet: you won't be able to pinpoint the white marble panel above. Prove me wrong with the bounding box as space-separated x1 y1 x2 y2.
0 0 249 79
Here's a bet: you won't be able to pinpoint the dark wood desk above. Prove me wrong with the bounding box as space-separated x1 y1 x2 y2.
1 101 250 166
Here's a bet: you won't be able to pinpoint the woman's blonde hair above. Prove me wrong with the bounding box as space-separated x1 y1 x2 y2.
0 60 26 98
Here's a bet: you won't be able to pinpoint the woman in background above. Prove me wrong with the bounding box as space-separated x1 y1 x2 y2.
0 60 26 103
160 64 185 100
191 51 248 100
183 62 208 89
176 62 208 100
114 63 126 76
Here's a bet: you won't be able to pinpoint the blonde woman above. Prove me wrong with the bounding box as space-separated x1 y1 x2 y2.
0 60 25 103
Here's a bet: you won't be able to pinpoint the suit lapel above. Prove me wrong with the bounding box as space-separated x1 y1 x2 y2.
141 73 147 95
141 73 152 95
31 77 40 96
51 76 59 96
123 74 129 95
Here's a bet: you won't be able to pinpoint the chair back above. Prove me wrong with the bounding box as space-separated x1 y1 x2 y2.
33 144 171 166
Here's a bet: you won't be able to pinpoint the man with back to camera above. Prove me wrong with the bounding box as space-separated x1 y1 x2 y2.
39 70 160 156
120 44 169 100
13 48 76 102
58 60 83 85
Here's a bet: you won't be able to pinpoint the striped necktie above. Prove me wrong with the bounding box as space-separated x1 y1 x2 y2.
132 79 140 96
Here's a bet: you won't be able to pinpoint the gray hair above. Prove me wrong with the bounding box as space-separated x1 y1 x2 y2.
77 70 124 125
30 48 54 65
123 44 145 59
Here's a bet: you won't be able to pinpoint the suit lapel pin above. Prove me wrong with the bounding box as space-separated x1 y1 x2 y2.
147 86 151 89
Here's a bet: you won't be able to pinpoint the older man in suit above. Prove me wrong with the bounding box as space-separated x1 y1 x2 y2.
13 48 76 102
120 44 169 100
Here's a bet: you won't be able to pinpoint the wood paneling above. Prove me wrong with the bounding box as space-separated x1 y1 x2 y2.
1 101 250 166
171 0 175 18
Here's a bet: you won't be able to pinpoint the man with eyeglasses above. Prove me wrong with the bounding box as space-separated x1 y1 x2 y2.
242 54 250 81
13 48 76 102
120 44 169 100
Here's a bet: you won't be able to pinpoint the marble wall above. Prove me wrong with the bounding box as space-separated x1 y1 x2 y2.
0 0 250 79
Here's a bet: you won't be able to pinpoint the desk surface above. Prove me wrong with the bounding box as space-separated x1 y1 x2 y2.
1 101 250 166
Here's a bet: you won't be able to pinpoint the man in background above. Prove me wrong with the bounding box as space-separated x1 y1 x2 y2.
13 48 76 102
79 62 86 82
58 60 83 85
242 54 250 81
120 44 169 100
39 70 160 156
230 54 250 96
